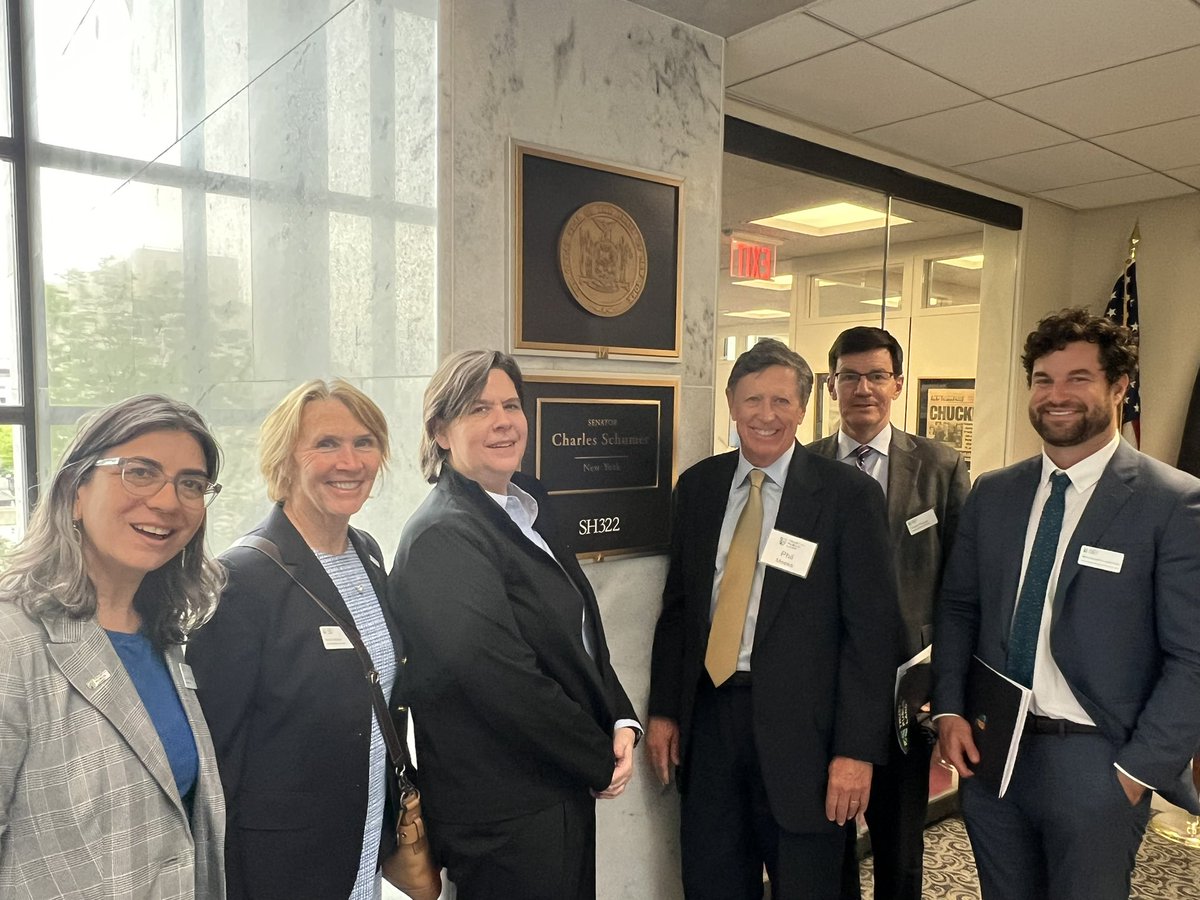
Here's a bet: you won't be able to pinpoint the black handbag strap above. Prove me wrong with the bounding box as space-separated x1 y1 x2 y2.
234 534 413 790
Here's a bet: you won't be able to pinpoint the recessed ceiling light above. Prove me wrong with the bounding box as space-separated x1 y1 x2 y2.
724 308 792 320
938 254 985 269
859 296 902 308
750 202 912 237
731 274 794 291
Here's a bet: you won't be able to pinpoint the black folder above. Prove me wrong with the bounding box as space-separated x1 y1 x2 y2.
964 655 1031 797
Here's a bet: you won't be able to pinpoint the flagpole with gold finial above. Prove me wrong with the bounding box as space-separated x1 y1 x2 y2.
1128 222 1140 264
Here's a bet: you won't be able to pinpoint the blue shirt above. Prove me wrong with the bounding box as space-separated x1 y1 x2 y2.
105 629 198 801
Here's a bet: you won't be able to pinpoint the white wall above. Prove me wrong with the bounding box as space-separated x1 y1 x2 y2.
440 2 724 897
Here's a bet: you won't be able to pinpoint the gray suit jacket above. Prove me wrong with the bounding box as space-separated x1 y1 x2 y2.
0 603 225 899
933 439 1200 813
809 429 970 657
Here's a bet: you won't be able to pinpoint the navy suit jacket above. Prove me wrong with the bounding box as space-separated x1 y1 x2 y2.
189 504 405 900
809 429 970 658
648 442 903 833
933 440 1200 813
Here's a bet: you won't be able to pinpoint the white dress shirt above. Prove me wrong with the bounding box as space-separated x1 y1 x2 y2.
836 423 892 495
1018 433 1150 787
709 444 795 672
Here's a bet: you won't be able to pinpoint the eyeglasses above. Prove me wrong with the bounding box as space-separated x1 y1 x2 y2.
93 457 222 508
835 370 897 388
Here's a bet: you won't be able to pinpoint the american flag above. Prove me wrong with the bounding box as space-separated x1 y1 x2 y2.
1103 260 1140 447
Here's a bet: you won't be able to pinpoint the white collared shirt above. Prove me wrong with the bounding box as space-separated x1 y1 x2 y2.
710 444 795 672
1018 432 1120 725
836 423 892 495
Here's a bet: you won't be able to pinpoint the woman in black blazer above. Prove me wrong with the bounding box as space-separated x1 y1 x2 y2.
188 379 405 900
390 350 640 900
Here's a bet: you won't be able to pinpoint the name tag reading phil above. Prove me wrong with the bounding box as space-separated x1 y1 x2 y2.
1078 545 1124 573
760 529 817 578
905 508 938 535
320 625 354 650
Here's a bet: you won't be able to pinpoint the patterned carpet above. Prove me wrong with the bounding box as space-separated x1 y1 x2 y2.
860 814 1200 899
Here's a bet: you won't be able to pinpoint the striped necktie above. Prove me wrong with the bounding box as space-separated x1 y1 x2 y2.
705 469 765 686
1006 471 1072 688
853 445 872 471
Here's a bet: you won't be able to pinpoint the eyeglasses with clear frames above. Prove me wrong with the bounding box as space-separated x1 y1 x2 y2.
835 370 897 388
93 457 222 508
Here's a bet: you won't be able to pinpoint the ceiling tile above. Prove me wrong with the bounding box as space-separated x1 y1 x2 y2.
726 11 854 85
1167 165 1200 188
873 0 1200 96
731 43 979 134
856 101 1072 167
1036 173 1195 209
807 0 972 38
1000 46 1200 137
1093 115 1200 171
956 142 1150 193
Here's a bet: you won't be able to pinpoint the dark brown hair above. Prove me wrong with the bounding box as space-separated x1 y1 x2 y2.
1021 307 1137 386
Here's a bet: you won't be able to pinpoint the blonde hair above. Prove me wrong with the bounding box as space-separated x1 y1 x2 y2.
259 379 391 502
419 350 524 483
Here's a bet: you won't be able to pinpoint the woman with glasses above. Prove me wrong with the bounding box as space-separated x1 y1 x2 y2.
0 394 227 899
188 379 407 900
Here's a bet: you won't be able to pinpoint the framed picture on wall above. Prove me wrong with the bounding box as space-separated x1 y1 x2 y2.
514 144 683 358
917 378 975 464
814 373 840 439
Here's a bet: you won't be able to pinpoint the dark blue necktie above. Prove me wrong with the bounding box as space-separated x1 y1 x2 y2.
1006 471 1072 688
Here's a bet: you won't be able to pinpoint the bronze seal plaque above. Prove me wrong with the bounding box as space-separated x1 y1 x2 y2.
558 201 648 317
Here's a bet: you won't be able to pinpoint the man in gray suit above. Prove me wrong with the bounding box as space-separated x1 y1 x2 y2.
809 326 969 900
934 308 1200 900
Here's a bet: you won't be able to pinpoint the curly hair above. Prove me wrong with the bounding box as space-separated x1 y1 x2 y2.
0 395 226 647
1021 307 1138 386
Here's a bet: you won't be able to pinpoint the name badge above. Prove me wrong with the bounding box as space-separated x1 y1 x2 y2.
760 529 817 578
86 670 111 691
320 625 354 650
905 508 938 536
1078 545 1124 573
178 662 198 690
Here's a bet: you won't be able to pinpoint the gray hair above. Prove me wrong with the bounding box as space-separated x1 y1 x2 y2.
419 349 525 483
0 395 226 647
727 338 814 406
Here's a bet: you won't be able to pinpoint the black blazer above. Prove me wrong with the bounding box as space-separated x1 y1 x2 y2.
809 429 970 657
390 465 638 825
649 443 903 833
188 503 406 899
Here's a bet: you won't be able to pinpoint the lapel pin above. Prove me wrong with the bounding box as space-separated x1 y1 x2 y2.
87 670 111 691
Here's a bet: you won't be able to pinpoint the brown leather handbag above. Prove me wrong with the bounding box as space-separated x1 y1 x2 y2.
236 535 442 899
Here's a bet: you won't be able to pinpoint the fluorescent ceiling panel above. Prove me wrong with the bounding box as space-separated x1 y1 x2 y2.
750 202 911 236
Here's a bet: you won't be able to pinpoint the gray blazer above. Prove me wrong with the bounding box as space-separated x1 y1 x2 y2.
933 440 1200 813
809 428 970 657
0 603 225 899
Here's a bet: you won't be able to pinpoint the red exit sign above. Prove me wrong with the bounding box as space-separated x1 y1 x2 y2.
730 239 776 280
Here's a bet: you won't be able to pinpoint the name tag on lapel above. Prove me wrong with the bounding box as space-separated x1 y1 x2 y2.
1078 545 1124 573
760 529 817 578
320 625 354 650
905 508 938 535
178 662 198 690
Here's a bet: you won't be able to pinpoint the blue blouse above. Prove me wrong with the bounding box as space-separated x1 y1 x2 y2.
105 629 198 801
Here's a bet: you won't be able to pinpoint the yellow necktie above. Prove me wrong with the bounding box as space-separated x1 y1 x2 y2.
705 469 765 686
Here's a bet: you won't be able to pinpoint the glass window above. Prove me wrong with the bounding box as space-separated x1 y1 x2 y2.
812 264 904 317
0 7 10 138
27 0 439 550
0 161 16 405
925 255 984 308
0 424 26 550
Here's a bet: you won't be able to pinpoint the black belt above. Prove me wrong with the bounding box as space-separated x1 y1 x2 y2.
1026 713 1099 736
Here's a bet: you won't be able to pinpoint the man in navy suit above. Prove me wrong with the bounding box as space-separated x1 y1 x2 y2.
934 308 1200 900
648 339 902 900
809 326 970 900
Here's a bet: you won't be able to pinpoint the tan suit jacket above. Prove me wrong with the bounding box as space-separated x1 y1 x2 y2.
0 603 225 899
